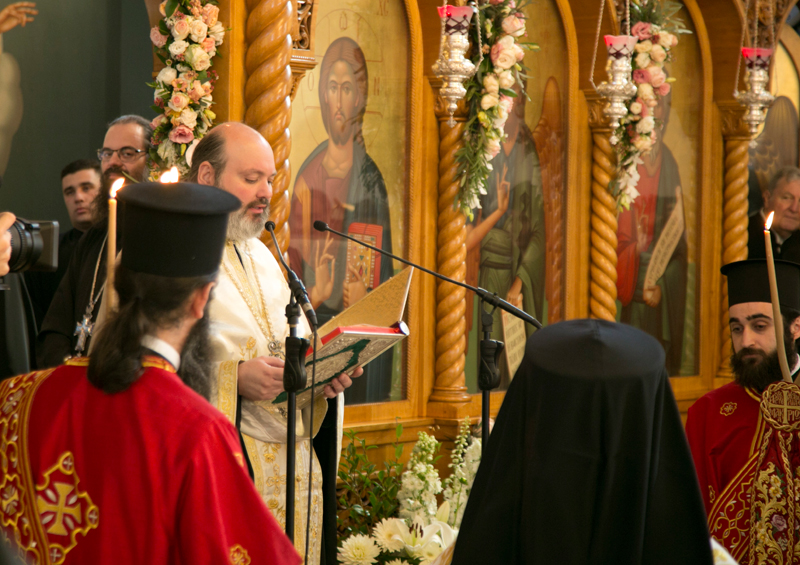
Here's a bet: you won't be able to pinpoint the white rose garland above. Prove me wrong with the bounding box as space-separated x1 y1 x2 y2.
147 0 224 179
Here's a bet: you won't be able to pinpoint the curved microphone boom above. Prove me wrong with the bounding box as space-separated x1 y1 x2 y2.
312 221 541 329
265 221 318 329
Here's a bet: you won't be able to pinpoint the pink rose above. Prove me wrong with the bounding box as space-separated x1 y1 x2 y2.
168 92 191 112
150 27 168 48
632 68 651 84
499 94 514 113
631 22 652 41
657 82 671 96
202 4 220 26
169 125 194 144
150 115 167 129
501 15 525 38
515 43 525 61
648 65 666 87
201 37 216 54
491 36 518 70
172 18 190 41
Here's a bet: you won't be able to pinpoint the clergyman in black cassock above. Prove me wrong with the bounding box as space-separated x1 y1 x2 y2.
451 319 712 565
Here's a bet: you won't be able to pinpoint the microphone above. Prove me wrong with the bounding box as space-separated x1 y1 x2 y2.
312 221 541 328
265 221 318 330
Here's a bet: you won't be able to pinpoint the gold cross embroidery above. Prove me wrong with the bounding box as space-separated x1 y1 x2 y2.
37 483 82 536
770 389 800 425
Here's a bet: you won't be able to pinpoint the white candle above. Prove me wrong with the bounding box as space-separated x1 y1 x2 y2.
764 211 792 383
105 178 125 319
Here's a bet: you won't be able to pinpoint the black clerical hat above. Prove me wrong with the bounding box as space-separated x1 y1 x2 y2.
116 182 240 277
721 259 800 311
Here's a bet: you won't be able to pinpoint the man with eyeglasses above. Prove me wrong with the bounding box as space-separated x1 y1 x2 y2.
36 115 153 368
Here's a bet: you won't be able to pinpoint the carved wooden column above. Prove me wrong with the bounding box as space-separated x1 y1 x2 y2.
716 101 752 381
429 90 471 414
585 92 619 322
245 0 294 257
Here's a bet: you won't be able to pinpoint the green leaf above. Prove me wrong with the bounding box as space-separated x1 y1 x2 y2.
158 19 169 35
165 0 179 17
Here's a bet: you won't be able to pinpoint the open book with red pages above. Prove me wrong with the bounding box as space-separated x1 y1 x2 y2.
271 266 414 406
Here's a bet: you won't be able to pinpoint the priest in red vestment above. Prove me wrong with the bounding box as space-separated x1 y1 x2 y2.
0 181 301 565
686 259 800 564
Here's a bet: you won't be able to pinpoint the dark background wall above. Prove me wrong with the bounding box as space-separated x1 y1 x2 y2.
0 0 153 229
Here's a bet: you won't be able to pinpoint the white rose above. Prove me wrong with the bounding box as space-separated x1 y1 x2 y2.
659 32 674 48
637 82 655 100
179 108 198 129
177 63 191 72
189 19 208 43
494 106 509 130
169 40 189 57
481 93 500 110
209 21 225 46
497 70 515 89
649 45 666 63
491 35 517 70
634 40 653 53
632 135 653 152
629 101 643 115
483 74 499 94
635 52 650 69
156 66 177 85
485 137 501 159
184 44 211 71
636 116 655 134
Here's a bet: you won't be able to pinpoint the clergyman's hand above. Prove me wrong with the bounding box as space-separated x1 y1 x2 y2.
323 366 364 399
237 356 286 401
0 212 15 276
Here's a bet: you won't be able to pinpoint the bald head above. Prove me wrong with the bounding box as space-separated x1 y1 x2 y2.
190 123 277 241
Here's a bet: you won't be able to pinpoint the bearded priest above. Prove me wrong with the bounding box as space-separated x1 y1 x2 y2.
0 181 300 565
686 259 800 564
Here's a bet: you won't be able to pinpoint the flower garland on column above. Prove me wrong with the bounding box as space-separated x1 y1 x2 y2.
610 0 688 209
454 0 537 219
147 0 225 179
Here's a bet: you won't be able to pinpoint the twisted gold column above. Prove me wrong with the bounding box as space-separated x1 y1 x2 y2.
717 102 752 380
586 94 618 322
430 95 470 406
244 0 294 258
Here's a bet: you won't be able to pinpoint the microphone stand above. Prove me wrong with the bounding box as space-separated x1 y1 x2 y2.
313 221 540 453
282 294 309 543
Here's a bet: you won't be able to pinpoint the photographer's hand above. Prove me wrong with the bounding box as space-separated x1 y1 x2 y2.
0 212 14 276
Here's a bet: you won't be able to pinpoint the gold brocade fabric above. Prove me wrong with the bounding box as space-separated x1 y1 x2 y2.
747 382 800 564
208 238 339 565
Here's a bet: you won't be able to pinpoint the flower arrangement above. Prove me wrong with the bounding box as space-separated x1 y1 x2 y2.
455 0 537 218
337 421 481 565
610 0 688 209
147 0 225 179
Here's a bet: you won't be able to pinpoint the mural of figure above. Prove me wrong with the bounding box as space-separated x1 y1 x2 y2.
465 84 546 386
616 91 687 375
0 1 36 176
288 36 394 405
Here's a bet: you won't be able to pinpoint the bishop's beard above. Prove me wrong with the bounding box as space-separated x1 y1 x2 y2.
177 308 213 400
227 198 270 241
732 334 799 392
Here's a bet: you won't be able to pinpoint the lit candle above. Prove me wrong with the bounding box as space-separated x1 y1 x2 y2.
105 178 125 318
160 166 180 183
764 211 793 383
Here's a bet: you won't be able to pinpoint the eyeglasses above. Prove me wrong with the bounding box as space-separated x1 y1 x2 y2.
96 147 146 163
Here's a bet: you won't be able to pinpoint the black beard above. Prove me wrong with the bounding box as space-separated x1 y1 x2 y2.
177 311 213 400
732 337 799 392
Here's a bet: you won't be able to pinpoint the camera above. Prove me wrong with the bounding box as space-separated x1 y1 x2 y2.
7 218 59 273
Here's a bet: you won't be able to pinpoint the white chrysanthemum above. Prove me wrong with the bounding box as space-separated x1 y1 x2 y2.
373 518 407 552
338 534 380 565
386 560 410 565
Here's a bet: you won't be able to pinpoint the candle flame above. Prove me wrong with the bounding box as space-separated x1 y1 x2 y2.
160 166 180 183
766 211 775 231
110 178 125 198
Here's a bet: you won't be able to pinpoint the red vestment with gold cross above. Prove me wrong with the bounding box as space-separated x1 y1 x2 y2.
0 356 301 565
687 380 800 564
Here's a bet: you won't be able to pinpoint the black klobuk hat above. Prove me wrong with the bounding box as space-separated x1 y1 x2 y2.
721 259 800 311
116 181 240 277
